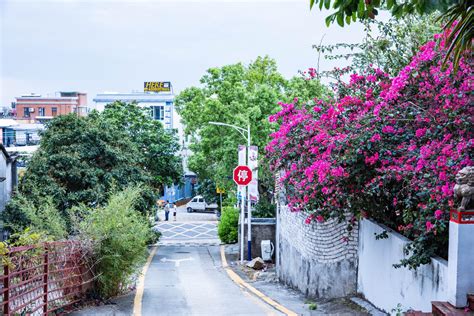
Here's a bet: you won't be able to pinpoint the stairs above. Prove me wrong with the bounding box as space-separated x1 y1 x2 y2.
405 295 474 316
431 301 470 315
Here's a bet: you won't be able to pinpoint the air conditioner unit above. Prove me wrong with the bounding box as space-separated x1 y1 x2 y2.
29 108 35 112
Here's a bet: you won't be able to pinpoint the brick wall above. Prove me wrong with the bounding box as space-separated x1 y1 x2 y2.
279 207 358 263
276 174 358 298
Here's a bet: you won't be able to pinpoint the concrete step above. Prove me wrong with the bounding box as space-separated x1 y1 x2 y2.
432 301 473 316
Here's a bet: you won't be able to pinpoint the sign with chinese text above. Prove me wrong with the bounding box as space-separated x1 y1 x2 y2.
233 165 252 186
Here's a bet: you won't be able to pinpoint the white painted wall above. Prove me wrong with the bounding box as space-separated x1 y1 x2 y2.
358 219 448 313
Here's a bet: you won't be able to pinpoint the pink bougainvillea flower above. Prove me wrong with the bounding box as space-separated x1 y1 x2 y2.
365 152 379 165
370 133 381 142
415 128 427 138
426 221 434 232
382 125 396 133
434 210 443 220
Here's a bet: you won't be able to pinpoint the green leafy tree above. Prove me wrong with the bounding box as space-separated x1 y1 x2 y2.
309 0 472 70
314 15 441 76
175 56 329 204
3 103 183 233
100 101 182 189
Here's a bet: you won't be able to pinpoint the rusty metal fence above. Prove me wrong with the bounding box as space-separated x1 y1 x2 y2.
1 241 93 315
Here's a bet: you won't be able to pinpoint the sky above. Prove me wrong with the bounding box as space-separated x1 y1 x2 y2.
0 0 367 106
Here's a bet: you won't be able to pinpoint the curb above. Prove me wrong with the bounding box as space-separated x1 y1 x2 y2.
220 245 298 316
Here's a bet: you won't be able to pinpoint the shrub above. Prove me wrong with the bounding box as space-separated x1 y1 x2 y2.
253 199 276 218
2 194 67 240
267 28 473 269
26 198 68 240
79 187 152 298
218 206 239 244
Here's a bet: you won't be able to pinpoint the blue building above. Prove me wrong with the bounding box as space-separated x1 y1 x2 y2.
93 88 196 203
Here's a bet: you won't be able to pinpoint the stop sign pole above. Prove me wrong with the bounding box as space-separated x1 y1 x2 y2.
234 165 253 262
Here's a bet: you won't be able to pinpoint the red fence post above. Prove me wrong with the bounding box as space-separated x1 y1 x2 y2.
3 258 9 316
43 246 49 314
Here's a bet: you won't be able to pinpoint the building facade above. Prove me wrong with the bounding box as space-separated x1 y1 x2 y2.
93 92 174 129
0 145 18 240
15 92 88 123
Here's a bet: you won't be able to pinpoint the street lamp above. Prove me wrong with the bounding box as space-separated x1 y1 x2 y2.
209 121 252 263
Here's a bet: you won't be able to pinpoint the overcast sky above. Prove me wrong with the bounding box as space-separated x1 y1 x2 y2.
0 0 367 106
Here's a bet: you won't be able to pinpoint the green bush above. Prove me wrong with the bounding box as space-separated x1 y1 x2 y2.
218 206 239 244
253 200 276 218
26 198 68 240
79 187 152 298
2 194 67 240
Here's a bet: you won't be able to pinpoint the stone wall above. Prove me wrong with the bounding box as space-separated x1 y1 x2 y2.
277 204 358 298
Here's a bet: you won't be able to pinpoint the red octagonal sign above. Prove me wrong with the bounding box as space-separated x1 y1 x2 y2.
233 165 252 186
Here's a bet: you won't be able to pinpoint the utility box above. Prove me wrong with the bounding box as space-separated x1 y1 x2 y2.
261 240 274 262
238 217 276 261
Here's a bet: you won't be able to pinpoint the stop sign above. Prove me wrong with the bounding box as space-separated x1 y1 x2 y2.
233 165 252 186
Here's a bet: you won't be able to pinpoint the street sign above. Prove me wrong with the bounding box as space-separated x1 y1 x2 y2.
233 165 252 186
216 187 225 194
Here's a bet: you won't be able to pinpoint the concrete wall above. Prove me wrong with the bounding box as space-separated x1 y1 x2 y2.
447 221 474 307
238 218 276 260
277 205 358 299
358 219 448 313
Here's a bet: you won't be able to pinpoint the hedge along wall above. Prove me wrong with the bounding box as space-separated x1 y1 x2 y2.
358 218 448 313
277 203 359 298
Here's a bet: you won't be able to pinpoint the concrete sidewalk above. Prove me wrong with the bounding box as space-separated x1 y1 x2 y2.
223 244 379 316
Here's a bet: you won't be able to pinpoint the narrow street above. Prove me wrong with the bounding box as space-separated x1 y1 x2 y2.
142 205 281 315
139 245 281 316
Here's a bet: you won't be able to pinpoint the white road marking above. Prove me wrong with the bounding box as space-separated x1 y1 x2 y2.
160 257 195 267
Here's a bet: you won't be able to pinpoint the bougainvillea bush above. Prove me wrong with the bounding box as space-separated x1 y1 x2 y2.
266 30 473 269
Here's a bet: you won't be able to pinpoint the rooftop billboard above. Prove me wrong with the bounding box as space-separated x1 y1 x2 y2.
144 82 171 92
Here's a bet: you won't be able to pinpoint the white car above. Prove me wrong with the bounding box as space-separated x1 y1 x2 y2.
186 195 218 213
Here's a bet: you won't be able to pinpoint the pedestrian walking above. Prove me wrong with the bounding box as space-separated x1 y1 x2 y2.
173 202 177 221
164 200 170 221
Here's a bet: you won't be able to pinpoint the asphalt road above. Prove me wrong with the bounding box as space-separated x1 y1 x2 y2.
141 245 282 316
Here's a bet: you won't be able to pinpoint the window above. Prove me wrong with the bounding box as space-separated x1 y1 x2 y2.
52 107 58 116
38 107 45 116
198 198 203 203
153 106 164 120
192 198 197 202
23 107 30 118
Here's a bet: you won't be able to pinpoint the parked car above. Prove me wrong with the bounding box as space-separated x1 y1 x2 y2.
186 195 218 213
